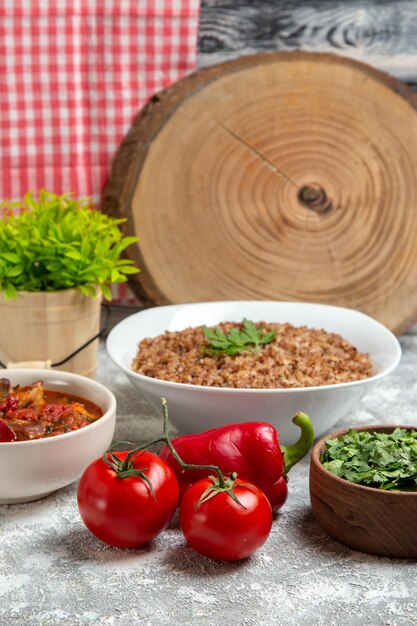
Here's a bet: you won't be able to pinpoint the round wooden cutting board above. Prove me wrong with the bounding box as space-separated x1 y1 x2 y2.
103 51 417 334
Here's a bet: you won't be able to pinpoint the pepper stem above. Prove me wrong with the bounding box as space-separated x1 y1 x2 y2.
280 412 314 475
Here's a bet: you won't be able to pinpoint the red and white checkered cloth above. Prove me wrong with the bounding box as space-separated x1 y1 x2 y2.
0 0 200 302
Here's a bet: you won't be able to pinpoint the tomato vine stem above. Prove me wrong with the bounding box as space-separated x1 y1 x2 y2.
159 398 228 489
103 398 248 505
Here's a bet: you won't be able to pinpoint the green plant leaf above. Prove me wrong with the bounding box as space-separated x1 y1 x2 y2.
65 250 82 260
78 284 91 297
6 265 24 278
4 283 17 299
0 190 140 296
111 269 120 283
100 284 112 301
118 265 140 275
260 329 278 344
2 252 21 263
200 320 278 357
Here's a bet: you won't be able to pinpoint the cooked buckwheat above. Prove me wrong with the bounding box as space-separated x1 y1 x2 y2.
131 322 373 389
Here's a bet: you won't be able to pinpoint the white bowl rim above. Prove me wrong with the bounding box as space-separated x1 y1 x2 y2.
107 300 402 394
0 368 116 447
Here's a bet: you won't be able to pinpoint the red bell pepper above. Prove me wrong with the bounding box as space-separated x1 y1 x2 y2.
160 412 314 513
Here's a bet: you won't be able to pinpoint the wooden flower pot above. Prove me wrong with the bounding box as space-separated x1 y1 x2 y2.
0 289 101 378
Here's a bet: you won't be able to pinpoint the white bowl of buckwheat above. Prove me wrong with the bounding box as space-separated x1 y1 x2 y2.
106 301 401 444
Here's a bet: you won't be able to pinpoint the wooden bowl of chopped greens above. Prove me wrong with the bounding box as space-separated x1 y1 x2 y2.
310 425 417 558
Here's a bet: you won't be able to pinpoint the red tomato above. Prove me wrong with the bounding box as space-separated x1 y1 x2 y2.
77 450 179 548
179 477 273 561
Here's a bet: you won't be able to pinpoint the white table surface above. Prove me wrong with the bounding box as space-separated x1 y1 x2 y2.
1 321 417 626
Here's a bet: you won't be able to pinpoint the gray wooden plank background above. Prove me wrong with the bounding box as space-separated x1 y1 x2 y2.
198 0 417 86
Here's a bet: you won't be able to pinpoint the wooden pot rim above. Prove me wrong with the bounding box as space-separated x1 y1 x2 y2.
311 423 417 498
0 287 102 306
0 287 99 296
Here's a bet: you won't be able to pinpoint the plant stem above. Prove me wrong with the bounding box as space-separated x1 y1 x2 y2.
110 398 227 489
160 398 227 488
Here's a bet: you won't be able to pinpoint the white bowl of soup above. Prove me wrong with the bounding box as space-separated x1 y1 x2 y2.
0 369 116 504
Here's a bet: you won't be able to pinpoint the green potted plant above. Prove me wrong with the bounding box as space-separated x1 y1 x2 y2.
0 190 139 377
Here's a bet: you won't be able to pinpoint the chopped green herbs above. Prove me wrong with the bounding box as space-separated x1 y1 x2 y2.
321 428 417 491
200 319 277 357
